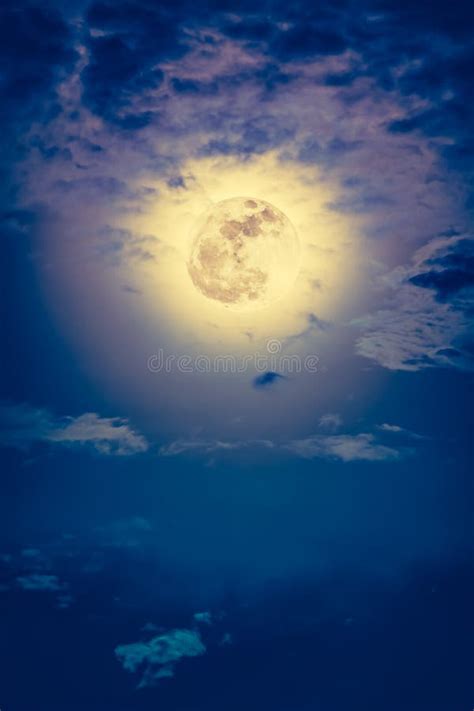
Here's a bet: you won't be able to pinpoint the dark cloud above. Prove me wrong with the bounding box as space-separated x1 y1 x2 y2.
94 225 159 264
0 5 77 209
271 25 347 60
410 269 474 300
81 34 163 128
1 0 470 200
219 2 350 60
0 5 76 125
298 137 364 167
29 136 73 162
253 372 285 388
324 70 358 87
326 191 394 214
307 313 331 331
53 176 131 198
199 114 295 157
374 17 474 201
171 77 219 95
377 0 474 40
409 239 474 301
167 175 186 189
221 17 274 42
81 1 189 126
354 236 474 371
213 1 473 194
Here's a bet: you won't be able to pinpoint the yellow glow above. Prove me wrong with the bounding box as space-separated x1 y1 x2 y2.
120 151 365 353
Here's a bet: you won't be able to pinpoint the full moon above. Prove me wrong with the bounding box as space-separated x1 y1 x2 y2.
187 197 300 312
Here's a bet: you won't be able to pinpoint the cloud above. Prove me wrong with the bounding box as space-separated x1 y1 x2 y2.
3 0 473 437
282 312 331 351
161 430 410 463
0 403 148 455
409 238 474 301
285 433 403 462
82 1 188 127
91 225 161 267
159 440 240 456
318 413 343 432
193 611 212 625
271 24 347 61
16 574 63 592
48 413 148 455
115 629 206 689
0 6 77 134
377 423 425 440
159 439 274 457
377 423 404 433
253 371 285 388
353 235 474 371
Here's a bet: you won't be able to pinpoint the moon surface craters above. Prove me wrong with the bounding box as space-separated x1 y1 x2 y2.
187 197 300 311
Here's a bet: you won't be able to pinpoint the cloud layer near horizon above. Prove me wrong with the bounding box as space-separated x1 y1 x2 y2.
0 401 421 463
0 403 148 455
159 424 418 463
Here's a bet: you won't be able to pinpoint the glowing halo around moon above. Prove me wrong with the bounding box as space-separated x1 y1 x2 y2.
43 152 368 358
187 197 301 312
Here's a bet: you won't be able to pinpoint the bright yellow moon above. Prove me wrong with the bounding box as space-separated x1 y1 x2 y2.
114 151 366 353
187 197 300 312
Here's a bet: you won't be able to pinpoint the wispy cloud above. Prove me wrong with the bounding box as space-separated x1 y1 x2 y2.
353 235 474 372
377 423 404 433
16 574 64 592
160 427 414 463
377 423 426 440
193 611 212 625
115 629 206 689
159 439 274 456
318 413 343 432
0 403 148 456
14 558 73 608
285 433 402 462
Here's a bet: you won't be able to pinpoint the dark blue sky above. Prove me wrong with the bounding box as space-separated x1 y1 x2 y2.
1 1 473 709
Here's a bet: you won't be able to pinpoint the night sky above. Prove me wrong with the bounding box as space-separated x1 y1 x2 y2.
1 1 473 709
